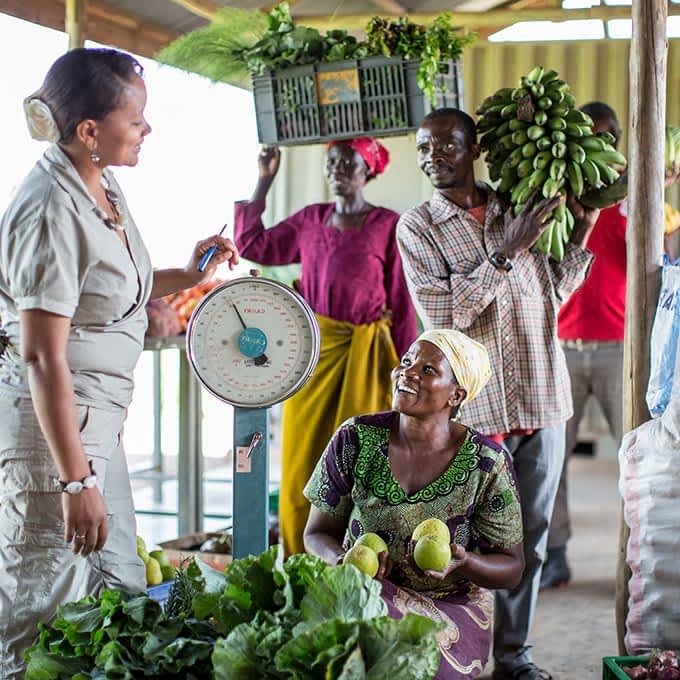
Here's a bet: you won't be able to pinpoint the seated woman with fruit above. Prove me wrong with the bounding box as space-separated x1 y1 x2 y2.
303 329 524 680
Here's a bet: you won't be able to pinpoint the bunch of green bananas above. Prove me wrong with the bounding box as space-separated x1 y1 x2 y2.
666 125 680 173
476 65 627 260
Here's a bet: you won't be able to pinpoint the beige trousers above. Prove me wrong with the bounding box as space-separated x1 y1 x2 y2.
0 395 145 679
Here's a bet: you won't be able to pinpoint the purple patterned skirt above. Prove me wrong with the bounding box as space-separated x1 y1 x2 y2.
380 579 493 679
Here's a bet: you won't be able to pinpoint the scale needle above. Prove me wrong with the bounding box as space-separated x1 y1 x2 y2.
232 303 269 365
232 303 247 330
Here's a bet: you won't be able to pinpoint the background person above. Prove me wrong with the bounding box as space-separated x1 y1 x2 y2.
543 102 680 589
304 329 524 680
234 138 417 556
0 47 238 677
396 108 599 680
543 101 625 589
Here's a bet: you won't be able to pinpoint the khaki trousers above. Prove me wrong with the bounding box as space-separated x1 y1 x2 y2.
0 395 145 679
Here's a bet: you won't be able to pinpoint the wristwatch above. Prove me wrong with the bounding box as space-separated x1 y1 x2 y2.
57 461 98 495
489 251 513 271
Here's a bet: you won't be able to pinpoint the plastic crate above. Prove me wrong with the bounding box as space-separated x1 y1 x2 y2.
253 57 464 145
602 655 649 679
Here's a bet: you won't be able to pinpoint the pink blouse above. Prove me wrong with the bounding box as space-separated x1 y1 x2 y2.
234 200 417 356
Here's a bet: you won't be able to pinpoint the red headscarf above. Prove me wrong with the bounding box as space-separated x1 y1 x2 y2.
327 137 390 180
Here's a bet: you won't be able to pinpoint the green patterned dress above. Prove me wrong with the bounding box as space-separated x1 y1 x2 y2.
303 411 523 679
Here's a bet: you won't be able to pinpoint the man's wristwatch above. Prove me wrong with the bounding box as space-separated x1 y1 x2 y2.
57 461 98 495
489 251 513 271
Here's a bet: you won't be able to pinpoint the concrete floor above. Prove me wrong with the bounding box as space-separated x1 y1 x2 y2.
480 453 621 679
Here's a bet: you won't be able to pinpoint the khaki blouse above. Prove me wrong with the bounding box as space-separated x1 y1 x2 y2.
0 144 153 410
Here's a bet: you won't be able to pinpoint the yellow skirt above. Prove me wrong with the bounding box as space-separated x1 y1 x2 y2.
279 313 399 556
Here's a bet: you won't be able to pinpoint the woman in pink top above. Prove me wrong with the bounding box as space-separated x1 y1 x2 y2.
234 138 417 555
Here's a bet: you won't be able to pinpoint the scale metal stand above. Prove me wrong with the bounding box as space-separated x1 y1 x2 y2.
186 273 320 558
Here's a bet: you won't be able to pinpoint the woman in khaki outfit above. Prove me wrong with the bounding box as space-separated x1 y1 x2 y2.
0 48 239 677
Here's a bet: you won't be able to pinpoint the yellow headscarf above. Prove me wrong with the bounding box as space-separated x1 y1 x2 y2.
417 329 492 406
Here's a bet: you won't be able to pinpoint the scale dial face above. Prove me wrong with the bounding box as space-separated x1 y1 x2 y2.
186 277 320 408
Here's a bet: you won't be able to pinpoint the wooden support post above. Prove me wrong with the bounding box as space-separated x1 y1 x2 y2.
65 0 87 50
617 0 668 655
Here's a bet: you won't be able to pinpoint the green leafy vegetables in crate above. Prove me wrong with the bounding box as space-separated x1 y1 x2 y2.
157 2 474 104
25 547 443 679
365 16 475 104
476 66 627 260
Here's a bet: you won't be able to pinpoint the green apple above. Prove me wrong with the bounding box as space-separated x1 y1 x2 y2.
343 545 379 578
412 518 451 545
413 535 452 572
355 532 388 555
161 565 177 582
149 549 170 568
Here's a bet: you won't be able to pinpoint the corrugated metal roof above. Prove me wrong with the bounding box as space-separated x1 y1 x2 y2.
99 0 514 35
111 0 206 33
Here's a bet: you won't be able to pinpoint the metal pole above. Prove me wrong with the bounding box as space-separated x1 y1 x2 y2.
152 350 163 504
232 407 270 559
178 349 203 535
617 0 668 654
65 0 87 50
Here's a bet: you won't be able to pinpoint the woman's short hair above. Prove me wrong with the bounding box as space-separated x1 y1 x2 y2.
34 47 143 143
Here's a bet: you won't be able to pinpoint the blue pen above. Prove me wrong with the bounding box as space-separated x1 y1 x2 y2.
197 224 228 272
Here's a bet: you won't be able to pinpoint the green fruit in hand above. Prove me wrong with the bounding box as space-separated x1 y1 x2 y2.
412 517 451 545
413 536 452 573
161 564 177 582
343 545 379 578
146 557 163 586
355 532 388 555
149 550 170 568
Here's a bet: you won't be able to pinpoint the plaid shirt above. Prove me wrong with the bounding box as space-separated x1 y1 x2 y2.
397 186 594 434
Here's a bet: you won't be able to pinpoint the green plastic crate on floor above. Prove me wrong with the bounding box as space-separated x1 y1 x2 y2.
602 655 648 679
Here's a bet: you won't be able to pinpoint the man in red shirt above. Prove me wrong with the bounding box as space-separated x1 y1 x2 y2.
542 102 626 588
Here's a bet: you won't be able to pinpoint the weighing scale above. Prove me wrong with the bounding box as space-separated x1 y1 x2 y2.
186 273 320 559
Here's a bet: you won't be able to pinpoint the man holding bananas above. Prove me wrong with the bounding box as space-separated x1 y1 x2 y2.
397 107 599 680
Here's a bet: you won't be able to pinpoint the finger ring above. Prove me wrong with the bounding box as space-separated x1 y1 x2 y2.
75 534 86 539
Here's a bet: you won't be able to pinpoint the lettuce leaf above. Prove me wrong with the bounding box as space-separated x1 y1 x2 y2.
274 619 361 679
360 614 442 679
296 564 386 634
24 648 91 680
212 614 288 680
282 552 327 611
214 546 284 632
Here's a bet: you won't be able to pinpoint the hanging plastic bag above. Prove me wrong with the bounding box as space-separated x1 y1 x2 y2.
646 255 680 417
619 392 680 653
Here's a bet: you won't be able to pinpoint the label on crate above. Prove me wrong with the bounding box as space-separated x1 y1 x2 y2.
317 69 360 105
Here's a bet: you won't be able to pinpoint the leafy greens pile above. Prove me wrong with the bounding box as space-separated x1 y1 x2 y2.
25 546 443 679
365 16 475 104
157 2 475 103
